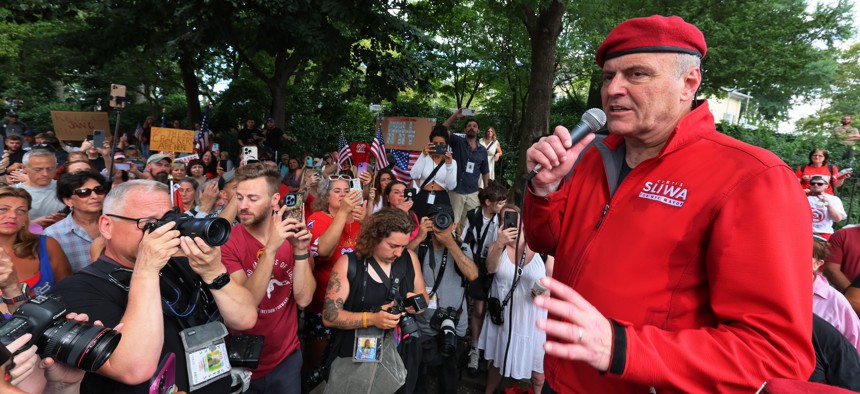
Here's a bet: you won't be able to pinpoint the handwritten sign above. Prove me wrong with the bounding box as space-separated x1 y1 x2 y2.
380 117 436 151
174 154 199 164
151 127 196 153
50 111 111 140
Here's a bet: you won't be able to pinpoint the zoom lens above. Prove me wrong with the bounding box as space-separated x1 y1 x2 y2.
177 217 232 246
40 320 122 372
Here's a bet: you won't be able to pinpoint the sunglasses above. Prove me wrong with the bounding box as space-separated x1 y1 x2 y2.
328 175 352 181
810 182 827 186
72 186 107 198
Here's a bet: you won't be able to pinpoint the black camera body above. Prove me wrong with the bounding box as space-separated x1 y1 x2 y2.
228 334 264 369
428 204 454 230
429 306 459 358
386 279 425 339
0 295 121 372
143 208 232 246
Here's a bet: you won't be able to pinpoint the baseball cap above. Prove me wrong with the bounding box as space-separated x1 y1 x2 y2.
147 154 173 164
595 15 707 67
218 170 236 190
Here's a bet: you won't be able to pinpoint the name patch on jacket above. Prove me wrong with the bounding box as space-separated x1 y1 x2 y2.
639 180 688 207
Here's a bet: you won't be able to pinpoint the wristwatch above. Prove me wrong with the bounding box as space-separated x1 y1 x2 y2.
1 283 30 305
205 273 231 290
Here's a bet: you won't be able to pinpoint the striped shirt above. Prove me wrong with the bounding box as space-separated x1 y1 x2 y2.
44 214 94 273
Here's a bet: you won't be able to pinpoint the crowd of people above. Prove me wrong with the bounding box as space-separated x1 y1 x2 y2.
0 13 859 394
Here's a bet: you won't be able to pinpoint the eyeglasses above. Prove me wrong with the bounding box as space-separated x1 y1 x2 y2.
72 186 106 198
105 213 159 230
810 182 827 186
328 175 352 181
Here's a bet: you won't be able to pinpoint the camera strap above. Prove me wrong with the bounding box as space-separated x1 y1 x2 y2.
501 249 528 308
426 248 448 299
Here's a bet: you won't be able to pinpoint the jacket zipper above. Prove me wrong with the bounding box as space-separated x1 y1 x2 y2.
595 204 610 229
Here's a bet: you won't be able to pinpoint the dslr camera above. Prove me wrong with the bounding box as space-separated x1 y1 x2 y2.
428 204 454 230
386 278 427 340
0 295 121 372
144 208 232 246
429 306 459 357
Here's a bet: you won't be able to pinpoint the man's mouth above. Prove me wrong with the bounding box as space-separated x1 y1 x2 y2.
608 105 631 113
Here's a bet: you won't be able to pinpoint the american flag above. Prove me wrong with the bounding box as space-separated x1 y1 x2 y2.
337 131 352 170
391 150 420 183
370 121 389 168
195 105 211 154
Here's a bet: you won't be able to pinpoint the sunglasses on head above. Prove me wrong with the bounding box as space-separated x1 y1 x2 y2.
72 186 106 198
810 182 827 186
328 175 352 181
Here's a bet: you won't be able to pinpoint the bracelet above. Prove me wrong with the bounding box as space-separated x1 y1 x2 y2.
362 312 368 328
293 252 310 260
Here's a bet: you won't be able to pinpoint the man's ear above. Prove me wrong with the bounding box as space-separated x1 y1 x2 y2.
680 67 702 102
271 193 281 211
99 214 113 241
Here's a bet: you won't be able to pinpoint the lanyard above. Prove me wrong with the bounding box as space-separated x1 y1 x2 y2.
501 248 528 308
427 248 448 298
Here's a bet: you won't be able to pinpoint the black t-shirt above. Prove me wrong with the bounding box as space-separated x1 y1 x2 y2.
50 258 231 394
263 127 284 151
809 314 860 389
237 128 259 146
7 149 24 166
89 156 106 173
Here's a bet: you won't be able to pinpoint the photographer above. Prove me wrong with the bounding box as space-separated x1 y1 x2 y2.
51 180 258 393
410 204 478 393
322 208 427 392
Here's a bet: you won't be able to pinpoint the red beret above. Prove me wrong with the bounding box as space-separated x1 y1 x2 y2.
595 15 706 67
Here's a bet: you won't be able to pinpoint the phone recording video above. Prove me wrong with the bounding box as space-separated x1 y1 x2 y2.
503 211 519 229
282 193 304 222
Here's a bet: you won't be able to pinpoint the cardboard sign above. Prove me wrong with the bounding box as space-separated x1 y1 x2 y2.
50 111 111 140
380 117 436 151
151 127 196 153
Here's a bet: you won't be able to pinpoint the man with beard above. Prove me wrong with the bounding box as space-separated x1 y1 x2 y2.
442 114 489 234
220 163 315 393
142 153 172 184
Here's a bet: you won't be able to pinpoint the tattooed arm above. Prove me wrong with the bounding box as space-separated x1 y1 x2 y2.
322 255 402 330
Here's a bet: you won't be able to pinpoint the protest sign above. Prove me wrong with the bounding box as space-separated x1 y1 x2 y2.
151 127 196 153
380 117 436 151
50 111 111 141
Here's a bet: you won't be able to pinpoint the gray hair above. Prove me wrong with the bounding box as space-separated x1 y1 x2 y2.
103 180 169 215
22 149 57 167
675 53 701 78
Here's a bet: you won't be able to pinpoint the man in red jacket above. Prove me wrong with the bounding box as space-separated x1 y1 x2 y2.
525 15 814 393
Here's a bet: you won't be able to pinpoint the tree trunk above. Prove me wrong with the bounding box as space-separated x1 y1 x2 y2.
178 51 202 125
513 0 566 203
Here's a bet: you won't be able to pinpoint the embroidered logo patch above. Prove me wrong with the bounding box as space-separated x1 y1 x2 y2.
638 180 688 208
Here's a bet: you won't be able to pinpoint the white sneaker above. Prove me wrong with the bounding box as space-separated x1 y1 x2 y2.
467 347 479 373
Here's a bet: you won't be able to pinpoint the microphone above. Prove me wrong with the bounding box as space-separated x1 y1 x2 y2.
525 108 607 181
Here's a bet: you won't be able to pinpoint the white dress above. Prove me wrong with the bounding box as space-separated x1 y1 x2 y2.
477 249 546 379
479 138 499 188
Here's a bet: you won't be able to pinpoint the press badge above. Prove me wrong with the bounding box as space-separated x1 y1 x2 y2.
180 322 231 391
425 286 438 310
465 162 475 174
427 192 436 205
353 327 384 363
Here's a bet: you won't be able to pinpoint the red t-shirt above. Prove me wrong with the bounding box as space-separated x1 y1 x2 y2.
307 211 361 313
796 164 840 195
827 226 860 281
350 142 371 164
221 224 299 378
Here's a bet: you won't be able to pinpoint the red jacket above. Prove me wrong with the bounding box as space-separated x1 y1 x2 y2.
525 102 814 393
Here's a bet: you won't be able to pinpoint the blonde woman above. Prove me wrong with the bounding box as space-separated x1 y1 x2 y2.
480 127 502 187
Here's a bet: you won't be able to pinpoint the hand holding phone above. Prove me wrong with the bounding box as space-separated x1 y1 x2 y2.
503 211 519 229
461 108 475 116
282 193 304 222
839 168 853 177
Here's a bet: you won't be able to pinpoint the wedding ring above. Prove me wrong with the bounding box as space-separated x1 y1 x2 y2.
578 327 584 343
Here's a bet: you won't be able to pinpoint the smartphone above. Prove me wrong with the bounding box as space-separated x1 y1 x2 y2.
432 144 447 155
839 168 853 176
282 193 304 222
218 160 228 170
404 188 415 202
148 353 176 394
461 108 475 116
211 143 219 152
242 146 258 165
109 84 127 109
305 156 314 168
503 211 519 229
93 130 106 147
115 163 131 171
357 162 369 177
349 178 362 192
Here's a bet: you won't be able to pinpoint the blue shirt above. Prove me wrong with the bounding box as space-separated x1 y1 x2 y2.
449 134 489 194
44 214 94 273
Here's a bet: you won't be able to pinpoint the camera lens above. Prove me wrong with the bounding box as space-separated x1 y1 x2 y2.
433 212 452 230
40 320 122 372
439 319 457 357
177 217 232 246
